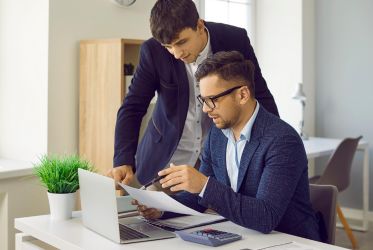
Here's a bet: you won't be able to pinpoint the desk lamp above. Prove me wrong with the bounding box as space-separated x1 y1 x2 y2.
292 82 308 140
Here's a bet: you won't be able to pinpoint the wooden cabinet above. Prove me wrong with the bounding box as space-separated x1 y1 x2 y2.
79 39 143 174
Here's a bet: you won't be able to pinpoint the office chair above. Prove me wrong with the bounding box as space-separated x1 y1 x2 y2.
309 136 362 249
309 184 338 244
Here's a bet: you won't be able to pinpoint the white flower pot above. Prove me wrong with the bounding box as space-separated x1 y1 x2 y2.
47 192 76 220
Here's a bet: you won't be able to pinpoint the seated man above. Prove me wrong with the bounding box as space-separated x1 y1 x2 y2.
134 51 321 241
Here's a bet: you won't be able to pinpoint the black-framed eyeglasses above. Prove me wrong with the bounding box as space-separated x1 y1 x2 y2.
197 85 244 110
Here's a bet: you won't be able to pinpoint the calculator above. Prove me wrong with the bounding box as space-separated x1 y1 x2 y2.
175 228 242 247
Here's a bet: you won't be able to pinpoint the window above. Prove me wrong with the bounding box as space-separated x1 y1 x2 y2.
195 0 255 44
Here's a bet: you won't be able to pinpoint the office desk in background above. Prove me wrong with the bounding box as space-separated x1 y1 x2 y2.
303 137 370 231
15 212 348 250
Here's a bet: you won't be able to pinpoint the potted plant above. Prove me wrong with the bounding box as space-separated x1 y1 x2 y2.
34 155 93 220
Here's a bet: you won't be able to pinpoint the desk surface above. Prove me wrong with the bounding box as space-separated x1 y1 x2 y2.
303 137 368 159
15 212 348 250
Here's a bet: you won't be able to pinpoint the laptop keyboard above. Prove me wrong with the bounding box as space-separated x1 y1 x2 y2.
119 224 150 240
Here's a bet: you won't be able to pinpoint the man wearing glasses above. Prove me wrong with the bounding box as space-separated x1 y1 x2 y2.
108 0 279 187
134 51 321 241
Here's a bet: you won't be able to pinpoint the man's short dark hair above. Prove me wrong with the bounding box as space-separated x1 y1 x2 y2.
150 0 199 44
195 51 255 97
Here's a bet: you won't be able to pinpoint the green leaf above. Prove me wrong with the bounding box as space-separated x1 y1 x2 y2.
33 154 95 193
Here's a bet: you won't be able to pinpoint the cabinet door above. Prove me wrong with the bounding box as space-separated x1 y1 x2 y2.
79 40 123 173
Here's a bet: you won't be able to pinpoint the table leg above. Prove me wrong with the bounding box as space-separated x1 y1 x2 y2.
362 146 369 231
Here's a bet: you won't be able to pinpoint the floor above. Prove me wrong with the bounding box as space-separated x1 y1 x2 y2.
335 220 373 250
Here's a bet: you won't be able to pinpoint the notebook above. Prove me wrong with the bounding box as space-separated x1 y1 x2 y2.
145 213 226 230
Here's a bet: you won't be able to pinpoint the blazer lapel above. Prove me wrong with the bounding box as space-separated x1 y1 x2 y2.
215 132 231 187
235 106 267 191
175 59 189 135
206 22 225 53
236 139 260 191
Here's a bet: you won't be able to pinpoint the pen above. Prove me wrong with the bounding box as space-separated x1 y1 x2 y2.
140 175 163 190
140 163 174 190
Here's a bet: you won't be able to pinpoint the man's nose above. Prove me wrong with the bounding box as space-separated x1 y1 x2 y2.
202 102 212 113
172 48 184 59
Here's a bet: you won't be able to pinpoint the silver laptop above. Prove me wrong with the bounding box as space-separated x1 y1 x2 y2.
78 169 175 244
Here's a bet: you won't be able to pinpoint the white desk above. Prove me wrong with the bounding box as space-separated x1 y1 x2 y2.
303 137 370 231
15 212 348 250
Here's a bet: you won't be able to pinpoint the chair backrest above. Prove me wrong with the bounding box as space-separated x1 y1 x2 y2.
317 136 362 192
309 184 338 244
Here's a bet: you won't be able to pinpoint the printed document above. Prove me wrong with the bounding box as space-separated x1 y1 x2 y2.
252 241 321 250
119 183 204 216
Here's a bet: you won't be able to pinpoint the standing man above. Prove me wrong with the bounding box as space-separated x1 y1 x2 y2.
108 0 278 186
134 51 321 241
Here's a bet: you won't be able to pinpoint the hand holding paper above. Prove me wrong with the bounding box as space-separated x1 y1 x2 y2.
132 199 162 219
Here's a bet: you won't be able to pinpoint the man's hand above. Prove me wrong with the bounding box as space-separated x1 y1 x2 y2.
131 199 162 220
158 165 208 193
106 165 134 190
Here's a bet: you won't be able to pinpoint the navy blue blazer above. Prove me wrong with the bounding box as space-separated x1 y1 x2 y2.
166 106 321 241
114 22 279 184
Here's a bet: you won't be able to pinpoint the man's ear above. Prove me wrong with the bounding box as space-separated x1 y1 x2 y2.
196 19 205 33
239 86 251 104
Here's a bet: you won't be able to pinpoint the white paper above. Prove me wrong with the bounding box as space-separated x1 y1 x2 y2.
119 183 205 216
255 241 321 250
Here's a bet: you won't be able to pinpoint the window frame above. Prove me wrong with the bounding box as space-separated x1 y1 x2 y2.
195 0 256 47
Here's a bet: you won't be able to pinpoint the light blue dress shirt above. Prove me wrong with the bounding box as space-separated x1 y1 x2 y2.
200 101 260 195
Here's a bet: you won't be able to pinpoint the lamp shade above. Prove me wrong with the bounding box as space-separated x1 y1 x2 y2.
292 82 306 101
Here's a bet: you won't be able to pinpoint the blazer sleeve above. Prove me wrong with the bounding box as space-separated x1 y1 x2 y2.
198 135 307 234
113 41 158 168
240 29 279 117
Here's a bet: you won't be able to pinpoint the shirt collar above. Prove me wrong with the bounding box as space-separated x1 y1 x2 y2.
222 101 260 142
192 28 211 66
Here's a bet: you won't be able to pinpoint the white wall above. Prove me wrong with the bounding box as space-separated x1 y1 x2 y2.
255 0 315 136
0 0 49 162
315 0 373 210
0 0 155 159
302 0 315 138
47 0 155 155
